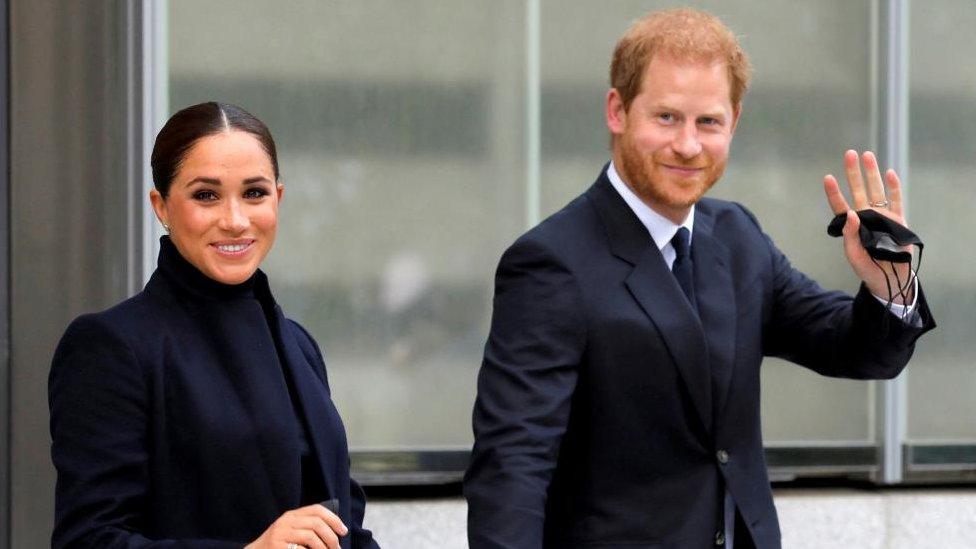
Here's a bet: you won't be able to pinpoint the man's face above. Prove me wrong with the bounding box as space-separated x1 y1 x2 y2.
606 55 740 224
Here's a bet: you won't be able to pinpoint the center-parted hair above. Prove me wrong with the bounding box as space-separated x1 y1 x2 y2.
151 102 280 197
610 8 752 110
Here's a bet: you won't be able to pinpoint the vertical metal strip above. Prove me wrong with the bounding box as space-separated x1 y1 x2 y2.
0 0 9 544
866 0 880 446
525 0 541 228
124 1 144 295
877 0 910 485
142 0 168 284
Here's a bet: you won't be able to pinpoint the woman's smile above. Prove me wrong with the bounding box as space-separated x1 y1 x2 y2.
212 239 256 257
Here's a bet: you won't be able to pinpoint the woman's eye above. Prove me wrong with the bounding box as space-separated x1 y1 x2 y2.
192 190 218 201
244 188 269 199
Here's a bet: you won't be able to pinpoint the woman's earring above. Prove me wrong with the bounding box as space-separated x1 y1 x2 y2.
162 222 170 232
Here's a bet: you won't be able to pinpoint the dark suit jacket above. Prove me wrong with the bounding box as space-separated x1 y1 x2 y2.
464 168 934 548
50 239 378 548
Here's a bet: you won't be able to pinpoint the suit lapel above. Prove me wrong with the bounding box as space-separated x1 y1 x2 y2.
691 208 737 418
625 251 713 433
588 170 713 435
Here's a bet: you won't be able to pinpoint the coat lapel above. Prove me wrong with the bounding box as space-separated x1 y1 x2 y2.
691 208 737 418
588 170 713 435
272 307 342 502
202 299 299 512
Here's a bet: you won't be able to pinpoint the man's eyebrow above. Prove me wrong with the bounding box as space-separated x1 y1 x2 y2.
697 111 728 120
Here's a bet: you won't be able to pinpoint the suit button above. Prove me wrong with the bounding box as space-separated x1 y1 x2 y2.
715 530 726 545
717 449 729 464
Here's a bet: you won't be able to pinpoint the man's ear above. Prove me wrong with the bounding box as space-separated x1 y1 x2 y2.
606 88 627 136
730 103 742 135
149 188 168 228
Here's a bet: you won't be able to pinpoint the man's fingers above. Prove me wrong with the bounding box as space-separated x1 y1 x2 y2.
861 151 887 205
823 175 850 215
841 210 864 259
844 149 869 209
886 169 904 218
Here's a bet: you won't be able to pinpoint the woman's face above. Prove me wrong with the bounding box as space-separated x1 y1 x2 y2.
150 130 283 285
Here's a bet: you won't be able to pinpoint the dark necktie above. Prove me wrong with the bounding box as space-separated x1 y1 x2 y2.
671 227 696 309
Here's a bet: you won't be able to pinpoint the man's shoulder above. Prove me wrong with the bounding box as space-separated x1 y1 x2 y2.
698 196 757 221
512 184 604 258
696 197 765 235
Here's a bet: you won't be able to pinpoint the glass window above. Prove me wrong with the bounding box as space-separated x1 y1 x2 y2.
166 0 931 462
906 2 976 443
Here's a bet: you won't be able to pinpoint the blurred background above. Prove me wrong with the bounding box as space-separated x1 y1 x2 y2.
3 0 975 547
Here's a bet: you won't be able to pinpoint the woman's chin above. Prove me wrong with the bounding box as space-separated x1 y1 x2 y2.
205 264 257 285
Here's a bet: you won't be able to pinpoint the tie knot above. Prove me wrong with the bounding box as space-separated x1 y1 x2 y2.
671 227 691 259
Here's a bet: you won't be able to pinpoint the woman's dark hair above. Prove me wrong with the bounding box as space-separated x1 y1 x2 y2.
150 102 279 197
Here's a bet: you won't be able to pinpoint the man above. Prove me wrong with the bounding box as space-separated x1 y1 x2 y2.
464 8 935 549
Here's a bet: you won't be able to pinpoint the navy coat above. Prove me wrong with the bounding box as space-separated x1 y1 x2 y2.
464 168 935 548
50 238 378 548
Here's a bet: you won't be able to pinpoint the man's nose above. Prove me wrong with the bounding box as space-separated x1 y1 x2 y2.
672 124 702 159
218 199 249 233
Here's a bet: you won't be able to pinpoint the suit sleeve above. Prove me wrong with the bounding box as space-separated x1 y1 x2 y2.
761 230 935 379
464 237 586 549
49 315 239 549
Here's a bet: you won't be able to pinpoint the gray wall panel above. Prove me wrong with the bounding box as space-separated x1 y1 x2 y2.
10 1 139 545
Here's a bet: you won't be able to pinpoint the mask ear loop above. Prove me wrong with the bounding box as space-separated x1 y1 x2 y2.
869 256 896 332
900 245 924 321
891 263 909 321
876 244 924 322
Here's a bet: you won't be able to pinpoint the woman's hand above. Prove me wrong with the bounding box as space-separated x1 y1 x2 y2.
245 503 348 549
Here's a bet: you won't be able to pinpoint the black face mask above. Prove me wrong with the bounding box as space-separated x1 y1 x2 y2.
827 209 923 263
827 208 924 318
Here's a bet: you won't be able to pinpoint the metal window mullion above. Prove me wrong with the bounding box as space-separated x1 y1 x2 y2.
876 0 910 485
525 0 540 229
0 0 10 545
141 0 168 285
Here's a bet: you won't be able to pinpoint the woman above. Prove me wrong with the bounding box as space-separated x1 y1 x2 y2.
49 102 379 549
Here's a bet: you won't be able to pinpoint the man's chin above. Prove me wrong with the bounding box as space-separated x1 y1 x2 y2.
657 189 708 210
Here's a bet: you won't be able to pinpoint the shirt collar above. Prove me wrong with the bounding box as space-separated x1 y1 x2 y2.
606 161 694 251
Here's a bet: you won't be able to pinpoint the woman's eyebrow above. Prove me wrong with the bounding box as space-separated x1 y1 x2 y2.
185 176 221 186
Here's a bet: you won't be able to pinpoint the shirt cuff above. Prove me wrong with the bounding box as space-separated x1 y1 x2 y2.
871 274 920 326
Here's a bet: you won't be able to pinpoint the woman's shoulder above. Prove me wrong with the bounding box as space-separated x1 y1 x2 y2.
51 293 159 393
54 289 167 368
67 291 155 338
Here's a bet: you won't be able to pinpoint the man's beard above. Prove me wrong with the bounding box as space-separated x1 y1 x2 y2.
617 132 726 215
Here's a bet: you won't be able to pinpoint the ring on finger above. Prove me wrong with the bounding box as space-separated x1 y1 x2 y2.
870 199 890 208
